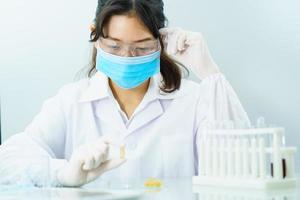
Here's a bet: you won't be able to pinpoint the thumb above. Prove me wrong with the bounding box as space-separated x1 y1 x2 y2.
98 158 126 173
87 158 126 181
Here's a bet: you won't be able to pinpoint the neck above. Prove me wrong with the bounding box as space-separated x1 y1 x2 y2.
109 79 150 115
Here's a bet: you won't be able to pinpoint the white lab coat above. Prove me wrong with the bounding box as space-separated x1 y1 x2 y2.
0 71 250 186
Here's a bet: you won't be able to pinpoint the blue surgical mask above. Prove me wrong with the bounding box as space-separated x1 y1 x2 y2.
96 47 161 89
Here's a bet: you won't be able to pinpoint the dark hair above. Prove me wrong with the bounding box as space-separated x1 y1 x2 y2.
89 0 188 93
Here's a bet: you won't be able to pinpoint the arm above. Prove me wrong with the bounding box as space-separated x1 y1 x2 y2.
193 73 251 175
0 89 68 186
0 86 125 187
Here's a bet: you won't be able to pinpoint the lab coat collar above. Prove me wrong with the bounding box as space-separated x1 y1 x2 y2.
78 71 183 103
79 72 110 102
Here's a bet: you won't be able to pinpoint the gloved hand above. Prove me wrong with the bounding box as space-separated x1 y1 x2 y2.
159 27 220 80
56 138 125 187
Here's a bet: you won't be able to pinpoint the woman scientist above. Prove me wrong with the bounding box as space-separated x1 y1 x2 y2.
0 0 250 187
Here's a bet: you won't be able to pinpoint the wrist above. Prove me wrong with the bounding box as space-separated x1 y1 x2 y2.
49 158 68 187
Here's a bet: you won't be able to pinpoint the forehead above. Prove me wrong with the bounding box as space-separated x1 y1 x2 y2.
104 15 154 43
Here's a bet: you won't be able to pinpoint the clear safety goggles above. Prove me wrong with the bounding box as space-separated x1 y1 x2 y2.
96 37 161 57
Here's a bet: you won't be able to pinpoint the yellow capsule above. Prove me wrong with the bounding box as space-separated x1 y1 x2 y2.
120 145 125 159
144 178 163 187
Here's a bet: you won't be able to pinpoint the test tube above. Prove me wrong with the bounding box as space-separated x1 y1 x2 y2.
212 136 219 176
199 137 206 176
258 137 266 178
219 137 226 177
242 138 250 177
256 117 266 128
227 137 234 176
235 137 242 177
205 136 212 176
273 131 283 179
251 137 258 178
284 150 296 178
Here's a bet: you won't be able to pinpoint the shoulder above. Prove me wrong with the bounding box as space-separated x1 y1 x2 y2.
179 78 202 95
54 78 91 107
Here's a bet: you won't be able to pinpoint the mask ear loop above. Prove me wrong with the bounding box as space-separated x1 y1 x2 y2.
93 39 100 50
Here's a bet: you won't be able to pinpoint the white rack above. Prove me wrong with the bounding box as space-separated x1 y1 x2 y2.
193 127 297 189
193 185 298 200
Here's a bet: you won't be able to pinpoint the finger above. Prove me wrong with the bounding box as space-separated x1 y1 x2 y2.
86 159 126 183
185 31 203 46
159 27 181 35
92 144 109 167
177 32 188 52
158 27 173 36
71 144 91 164
87 159 126 183
91 158 126 177
102 146 109 161
169 31 182 55
82 155 95 171
92 141 109 153
91 150 103 168
82 147 97 170
158 29 170 46
101 136 123 147
159 27 185 54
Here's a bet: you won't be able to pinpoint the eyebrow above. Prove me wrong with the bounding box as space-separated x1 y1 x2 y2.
108 36 154 43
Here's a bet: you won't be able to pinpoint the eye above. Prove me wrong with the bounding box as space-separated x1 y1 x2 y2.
136 47 152 51
108 44 121 50
135 41 158 52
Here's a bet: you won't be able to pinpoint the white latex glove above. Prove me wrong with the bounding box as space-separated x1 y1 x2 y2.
159 27 220 80
57 138 125 187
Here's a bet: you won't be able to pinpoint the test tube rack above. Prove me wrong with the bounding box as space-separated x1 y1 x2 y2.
193 127 297 189
193 185 298 200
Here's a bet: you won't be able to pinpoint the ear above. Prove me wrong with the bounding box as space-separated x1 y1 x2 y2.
90 23 96 32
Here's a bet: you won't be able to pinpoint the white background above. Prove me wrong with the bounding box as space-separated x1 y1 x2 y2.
0 0 299 171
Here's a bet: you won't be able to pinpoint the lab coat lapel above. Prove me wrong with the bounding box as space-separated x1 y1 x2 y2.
127 99 164 135
79 72 126 132
95 98 127 132
125 74 167 135
80 72 182 135
126 73 185 135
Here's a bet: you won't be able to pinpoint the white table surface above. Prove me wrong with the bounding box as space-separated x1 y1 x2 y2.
0 178 299 200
